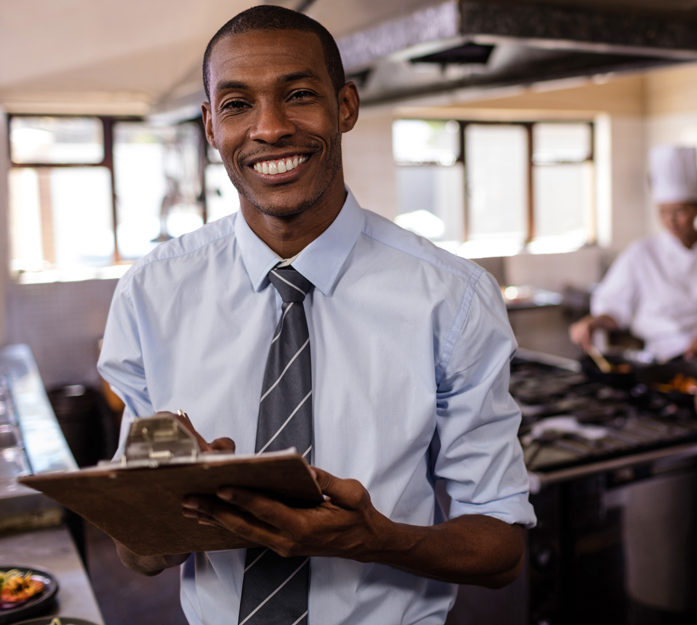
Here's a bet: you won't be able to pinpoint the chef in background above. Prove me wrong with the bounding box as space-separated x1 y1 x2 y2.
570 144 697 361
572 144 697 624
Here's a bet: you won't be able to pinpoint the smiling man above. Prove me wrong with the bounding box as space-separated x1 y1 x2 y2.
98 6 535 625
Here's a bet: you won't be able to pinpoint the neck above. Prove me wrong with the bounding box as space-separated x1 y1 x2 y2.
682 231 697 249
240 185 347 258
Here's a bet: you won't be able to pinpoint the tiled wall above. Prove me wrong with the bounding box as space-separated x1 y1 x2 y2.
0 109 9 343
5 279 118 391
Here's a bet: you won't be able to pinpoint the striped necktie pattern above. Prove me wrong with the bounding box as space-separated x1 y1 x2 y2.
238 265 313 625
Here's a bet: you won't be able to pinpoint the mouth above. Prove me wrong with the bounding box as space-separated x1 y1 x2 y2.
252 154 309 176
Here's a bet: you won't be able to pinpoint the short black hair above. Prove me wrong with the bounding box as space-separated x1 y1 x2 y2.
202 5 346 101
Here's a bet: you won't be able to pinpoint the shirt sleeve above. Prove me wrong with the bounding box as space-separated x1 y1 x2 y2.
97 273 155 456
434 270 536 528
590 245 640 328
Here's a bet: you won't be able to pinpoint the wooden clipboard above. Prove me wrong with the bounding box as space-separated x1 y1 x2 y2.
18 417 322 557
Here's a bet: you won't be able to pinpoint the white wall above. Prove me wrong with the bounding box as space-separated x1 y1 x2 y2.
0 110 9 344
5 279 118 389
505 246 605 292
606 115 651 256
342 105 398 219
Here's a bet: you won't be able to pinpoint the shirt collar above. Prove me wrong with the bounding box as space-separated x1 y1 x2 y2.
235 188 365 296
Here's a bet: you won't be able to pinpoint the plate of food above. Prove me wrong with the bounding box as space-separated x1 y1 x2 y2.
0 566 58 625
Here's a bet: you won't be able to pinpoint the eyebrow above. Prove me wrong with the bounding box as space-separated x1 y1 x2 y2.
214 71 324 95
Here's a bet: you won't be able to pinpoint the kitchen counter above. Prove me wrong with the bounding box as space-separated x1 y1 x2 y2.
0 526 104 624
1 344 103 624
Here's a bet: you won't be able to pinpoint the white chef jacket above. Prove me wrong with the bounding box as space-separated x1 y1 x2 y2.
591 231 697 361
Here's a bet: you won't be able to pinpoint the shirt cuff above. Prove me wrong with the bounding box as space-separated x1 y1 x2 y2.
449 492 537 529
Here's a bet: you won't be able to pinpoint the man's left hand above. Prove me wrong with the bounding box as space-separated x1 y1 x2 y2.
182 468 526 588
182 467 387 561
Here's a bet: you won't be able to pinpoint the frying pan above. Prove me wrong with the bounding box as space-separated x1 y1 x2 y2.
635 360 697 407
580 352 637 388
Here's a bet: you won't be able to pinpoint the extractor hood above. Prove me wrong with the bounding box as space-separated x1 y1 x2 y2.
149 0 697 120
334 0 697 105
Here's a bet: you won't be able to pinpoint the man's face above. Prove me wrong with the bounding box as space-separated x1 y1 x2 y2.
202 29 358 221
658 202 697 243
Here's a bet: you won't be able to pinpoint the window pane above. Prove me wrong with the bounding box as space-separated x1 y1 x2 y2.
395 165 464 242
465 124 527 243
9 167 114 273
393 120 459 165
206 164 240 222
208 145 223 163
533 123 591 164
10 116 104 164
114 122 203 260
532 162 594 249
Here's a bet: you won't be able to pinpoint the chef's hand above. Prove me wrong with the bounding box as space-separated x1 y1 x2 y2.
684 335 697 360
569 314 619 352
182 467 383 561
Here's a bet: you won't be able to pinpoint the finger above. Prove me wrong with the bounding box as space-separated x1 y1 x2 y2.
186 494 295 549
216 487 294 526
182 505 225 528
210 437 236 452
184 494 275 532
167 411 213 452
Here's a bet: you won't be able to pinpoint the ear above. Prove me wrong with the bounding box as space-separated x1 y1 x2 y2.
338 81 360 133
201 101 217 149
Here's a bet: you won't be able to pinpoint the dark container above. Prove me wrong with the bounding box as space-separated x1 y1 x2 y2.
48 384 104 468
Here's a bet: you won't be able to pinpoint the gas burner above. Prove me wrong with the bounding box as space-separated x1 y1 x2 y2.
511 356 697 472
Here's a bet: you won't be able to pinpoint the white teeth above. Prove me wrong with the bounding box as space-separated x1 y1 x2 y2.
253 155 307 175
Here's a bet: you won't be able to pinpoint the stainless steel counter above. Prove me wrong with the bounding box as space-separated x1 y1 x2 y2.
0 344 103 624
0 344 77 525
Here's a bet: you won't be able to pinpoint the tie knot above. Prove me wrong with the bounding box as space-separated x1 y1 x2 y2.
268 266 313 303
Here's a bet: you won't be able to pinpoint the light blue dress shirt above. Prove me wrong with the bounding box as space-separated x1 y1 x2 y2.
98 190 536 625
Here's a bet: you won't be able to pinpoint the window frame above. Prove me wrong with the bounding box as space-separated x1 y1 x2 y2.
7 113 214 269
394 118 596 249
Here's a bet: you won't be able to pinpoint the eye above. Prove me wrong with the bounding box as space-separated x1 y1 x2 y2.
288 90 316 101
220 99 250 112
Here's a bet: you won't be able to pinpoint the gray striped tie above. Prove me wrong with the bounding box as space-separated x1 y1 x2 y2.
238 265 312 625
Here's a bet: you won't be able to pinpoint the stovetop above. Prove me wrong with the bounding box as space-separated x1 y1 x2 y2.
511 352 697 474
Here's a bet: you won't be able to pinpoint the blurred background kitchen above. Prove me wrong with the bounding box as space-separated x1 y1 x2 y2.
2 1 697 624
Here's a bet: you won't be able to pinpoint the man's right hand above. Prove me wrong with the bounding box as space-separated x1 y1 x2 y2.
569 314 619 352
114 540 190 576
115 410 236 575
169 410 236 453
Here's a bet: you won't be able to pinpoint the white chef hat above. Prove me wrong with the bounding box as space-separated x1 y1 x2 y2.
649 145 697 204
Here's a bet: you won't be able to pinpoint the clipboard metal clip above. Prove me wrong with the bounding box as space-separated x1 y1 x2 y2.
122 414 198 467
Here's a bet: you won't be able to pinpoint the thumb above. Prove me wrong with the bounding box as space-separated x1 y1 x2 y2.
311 467 368 509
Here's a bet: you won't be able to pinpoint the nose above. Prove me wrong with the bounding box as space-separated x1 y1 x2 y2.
249 102 295 144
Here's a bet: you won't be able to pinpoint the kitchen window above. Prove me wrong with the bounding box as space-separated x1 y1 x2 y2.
393 119 595 257
7 114 239 281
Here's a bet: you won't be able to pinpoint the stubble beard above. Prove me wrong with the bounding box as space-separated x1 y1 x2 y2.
225 132 343 220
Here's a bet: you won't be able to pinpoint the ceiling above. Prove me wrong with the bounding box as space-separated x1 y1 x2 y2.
2 0 697 115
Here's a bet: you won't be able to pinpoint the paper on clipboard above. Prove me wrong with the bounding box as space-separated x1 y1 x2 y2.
18 415 323 556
